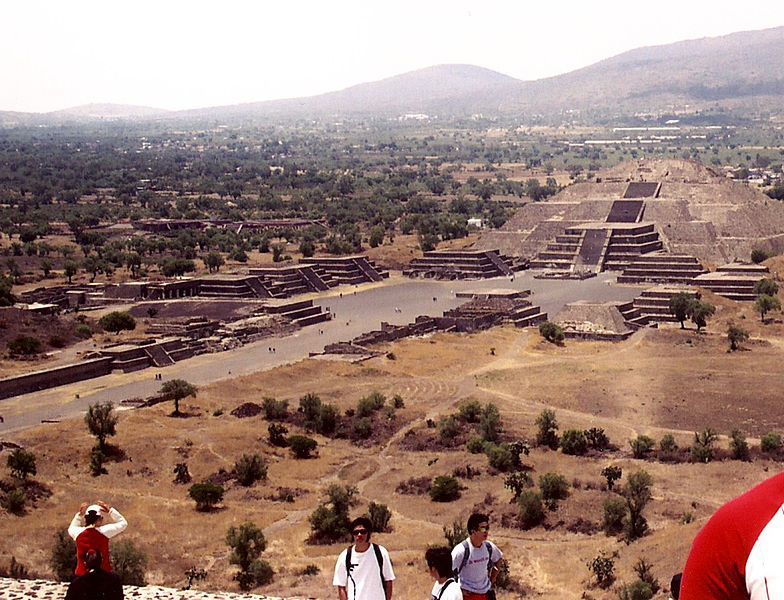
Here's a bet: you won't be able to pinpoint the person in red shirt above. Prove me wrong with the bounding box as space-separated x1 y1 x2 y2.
68 501 128 577
680 472 784 599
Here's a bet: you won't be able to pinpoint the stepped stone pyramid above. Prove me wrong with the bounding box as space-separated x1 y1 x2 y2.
477 158 784 267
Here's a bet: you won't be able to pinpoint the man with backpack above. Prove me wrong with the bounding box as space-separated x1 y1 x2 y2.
451 513 504 600
333 517 395 600
426 546 463 600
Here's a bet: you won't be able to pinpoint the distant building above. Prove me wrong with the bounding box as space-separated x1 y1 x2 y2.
467 217 484 229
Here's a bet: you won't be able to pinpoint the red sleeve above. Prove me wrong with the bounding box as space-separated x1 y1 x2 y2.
681 473 784 600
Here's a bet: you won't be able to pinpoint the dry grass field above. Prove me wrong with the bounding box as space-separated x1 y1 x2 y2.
1 299 783 598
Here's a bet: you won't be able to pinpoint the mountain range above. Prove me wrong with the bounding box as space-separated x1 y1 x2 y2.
3 25 784 125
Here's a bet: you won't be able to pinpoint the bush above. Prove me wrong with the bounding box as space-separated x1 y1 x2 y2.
75 324 93 339
288 435 318 459
268 423 289 447
352 417 373 440
8 335 41 355
235 454 268 486
633 558 660 595
392 394 405 409
587 552 615 589
112 539 147 586
308 484 357 543
761 432 782 453
438 416 461 444
48 335 67 348
751 248 775 264
602 498 626 535
356 392 385 418
317 404 339 436
429 475 461 502
3 488 25 514
560 429 588 455
457 400 482 422
484 443 516 472
85 401 117 451
659 434 678 455
478 403 502 442
504 472 533 500
189 482 225 511
7 448 36 480
729 429 750 461
466 436 485 454
539 321 564 343
262 397 288 420
90 447 107 477
691 428 719 463
227 522 272 590
585 427 610 451
629 435 655 459
622 470 653 541
299 393 322 428
443 521 468 547
754 277 779 296
535 409 559 449
367 502 392 533
727 324 749 351
539 472 569 510
517 490 545 529
49 530 77 581
99 311 136 334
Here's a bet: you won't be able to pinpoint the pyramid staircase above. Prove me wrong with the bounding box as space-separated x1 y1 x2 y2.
615 253 707 285
405 249 523 279
692 263 770 301
619 286 701 327
299 256 388 285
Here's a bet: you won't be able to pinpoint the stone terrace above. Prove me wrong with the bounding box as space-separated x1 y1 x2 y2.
0 577 308 600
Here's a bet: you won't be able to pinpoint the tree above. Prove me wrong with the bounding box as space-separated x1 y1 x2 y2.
7 448 36 480
288 435 317 459
64 261 78 283
366 502 392 533
622 470 653 541
99 311 136 334
478 402 502 442
691 300 715 331
268 423 289 447
629 435 655 459
159 379 197 416
226 522 273 590
539 472 569 510
204 252 224 273
308 484 358 543
430 475 461 502
727 324 749 351
504 472 533 500
85 401 117 452
729 429 750 461
602 498 626 535
601 465 623 491
588 552 615 589
535 409 560 450
517 491 545 529
299 240 315 257
754 278 779 297
755 294 781 322
691 428 719 463
40 258 52 278
0 274 15 306
669 293 694 329
368 226 385 248
560 429 588 455
188 482 224 511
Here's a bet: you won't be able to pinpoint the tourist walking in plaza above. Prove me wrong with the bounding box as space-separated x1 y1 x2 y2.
451 513 503 600
333 517 395 600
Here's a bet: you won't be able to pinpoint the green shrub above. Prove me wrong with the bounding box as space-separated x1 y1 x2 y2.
587 552 615 589
7 448 36 480
234 454 268 486
49 530 77 581
539 472 569 510
504 472 533 500
691 428 719 463
438 416 461 443
75 324 93 339
99 311 136 334
618 581 653 600
356 392 385 418
89 447 107 477
227 522 272 590
761 432 782 453
189 482 225 511
629 435 655 459
585 427 610 451
466 436 485 454
659 434 678 454
392 395 405 409
429 476 461 502
539 321 564 343
729 429 750 461
535 409 560 449
602 498 626 535
478 403 502 442
3 488 25 514
288 435 318 459
308 484 357 544
317 404 339 436
517 490 545 529
601 465 623 491
457 400 482 422
367 502 392 533
48 335 67 348
262 397 288 420
560 429 588 455
268 424 289 447
8 335 41 355
353 417 373 439
112 539 147 586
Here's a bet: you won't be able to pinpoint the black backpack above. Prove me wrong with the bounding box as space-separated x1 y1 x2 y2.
455 540 495 578
346 543 390 598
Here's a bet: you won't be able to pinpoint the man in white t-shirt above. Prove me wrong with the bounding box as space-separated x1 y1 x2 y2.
333 517 395 600
451 513 503 600
426 546 462 600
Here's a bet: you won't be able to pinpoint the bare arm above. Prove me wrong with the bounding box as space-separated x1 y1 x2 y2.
337 586 348 600
490 559 504 585
384 579 393 600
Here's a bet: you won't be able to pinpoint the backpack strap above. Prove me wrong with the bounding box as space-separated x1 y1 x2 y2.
436 578 455 600
372 544 389 599
345 545 353 575
457 540 471 576
485 541 495 573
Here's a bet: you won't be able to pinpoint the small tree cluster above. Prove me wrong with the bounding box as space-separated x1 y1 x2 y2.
539 321 565 344
234 454 268 486
226 522 273 590
669 293 715 331
535 409 560 450
308 484 358 543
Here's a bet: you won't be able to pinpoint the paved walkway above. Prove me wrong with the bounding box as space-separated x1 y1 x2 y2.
0 578 310 600
0 272 640 434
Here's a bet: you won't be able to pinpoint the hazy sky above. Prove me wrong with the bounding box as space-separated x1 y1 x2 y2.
3 0 783 113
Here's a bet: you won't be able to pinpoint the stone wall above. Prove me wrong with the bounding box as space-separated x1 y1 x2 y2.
0 358 113 400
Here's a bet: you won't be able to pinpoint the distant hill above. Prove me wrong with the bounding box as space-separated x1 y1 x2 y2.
3 26 784 125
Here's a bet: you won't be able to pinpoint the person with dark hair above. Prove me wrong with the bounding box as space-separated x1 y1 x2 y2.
680 471 784 599
333 516 395 600
64 549 123 600
451 513 503 600
669 572 682 600
426 546 462 600
68 501 128 576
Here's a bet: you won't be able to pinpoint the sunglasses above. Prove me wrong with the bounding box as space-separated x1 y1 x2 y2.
352 529 368 536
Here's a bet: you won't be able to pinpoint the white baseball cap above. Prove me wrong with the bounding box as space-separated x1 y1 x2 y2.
85 504 105 516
